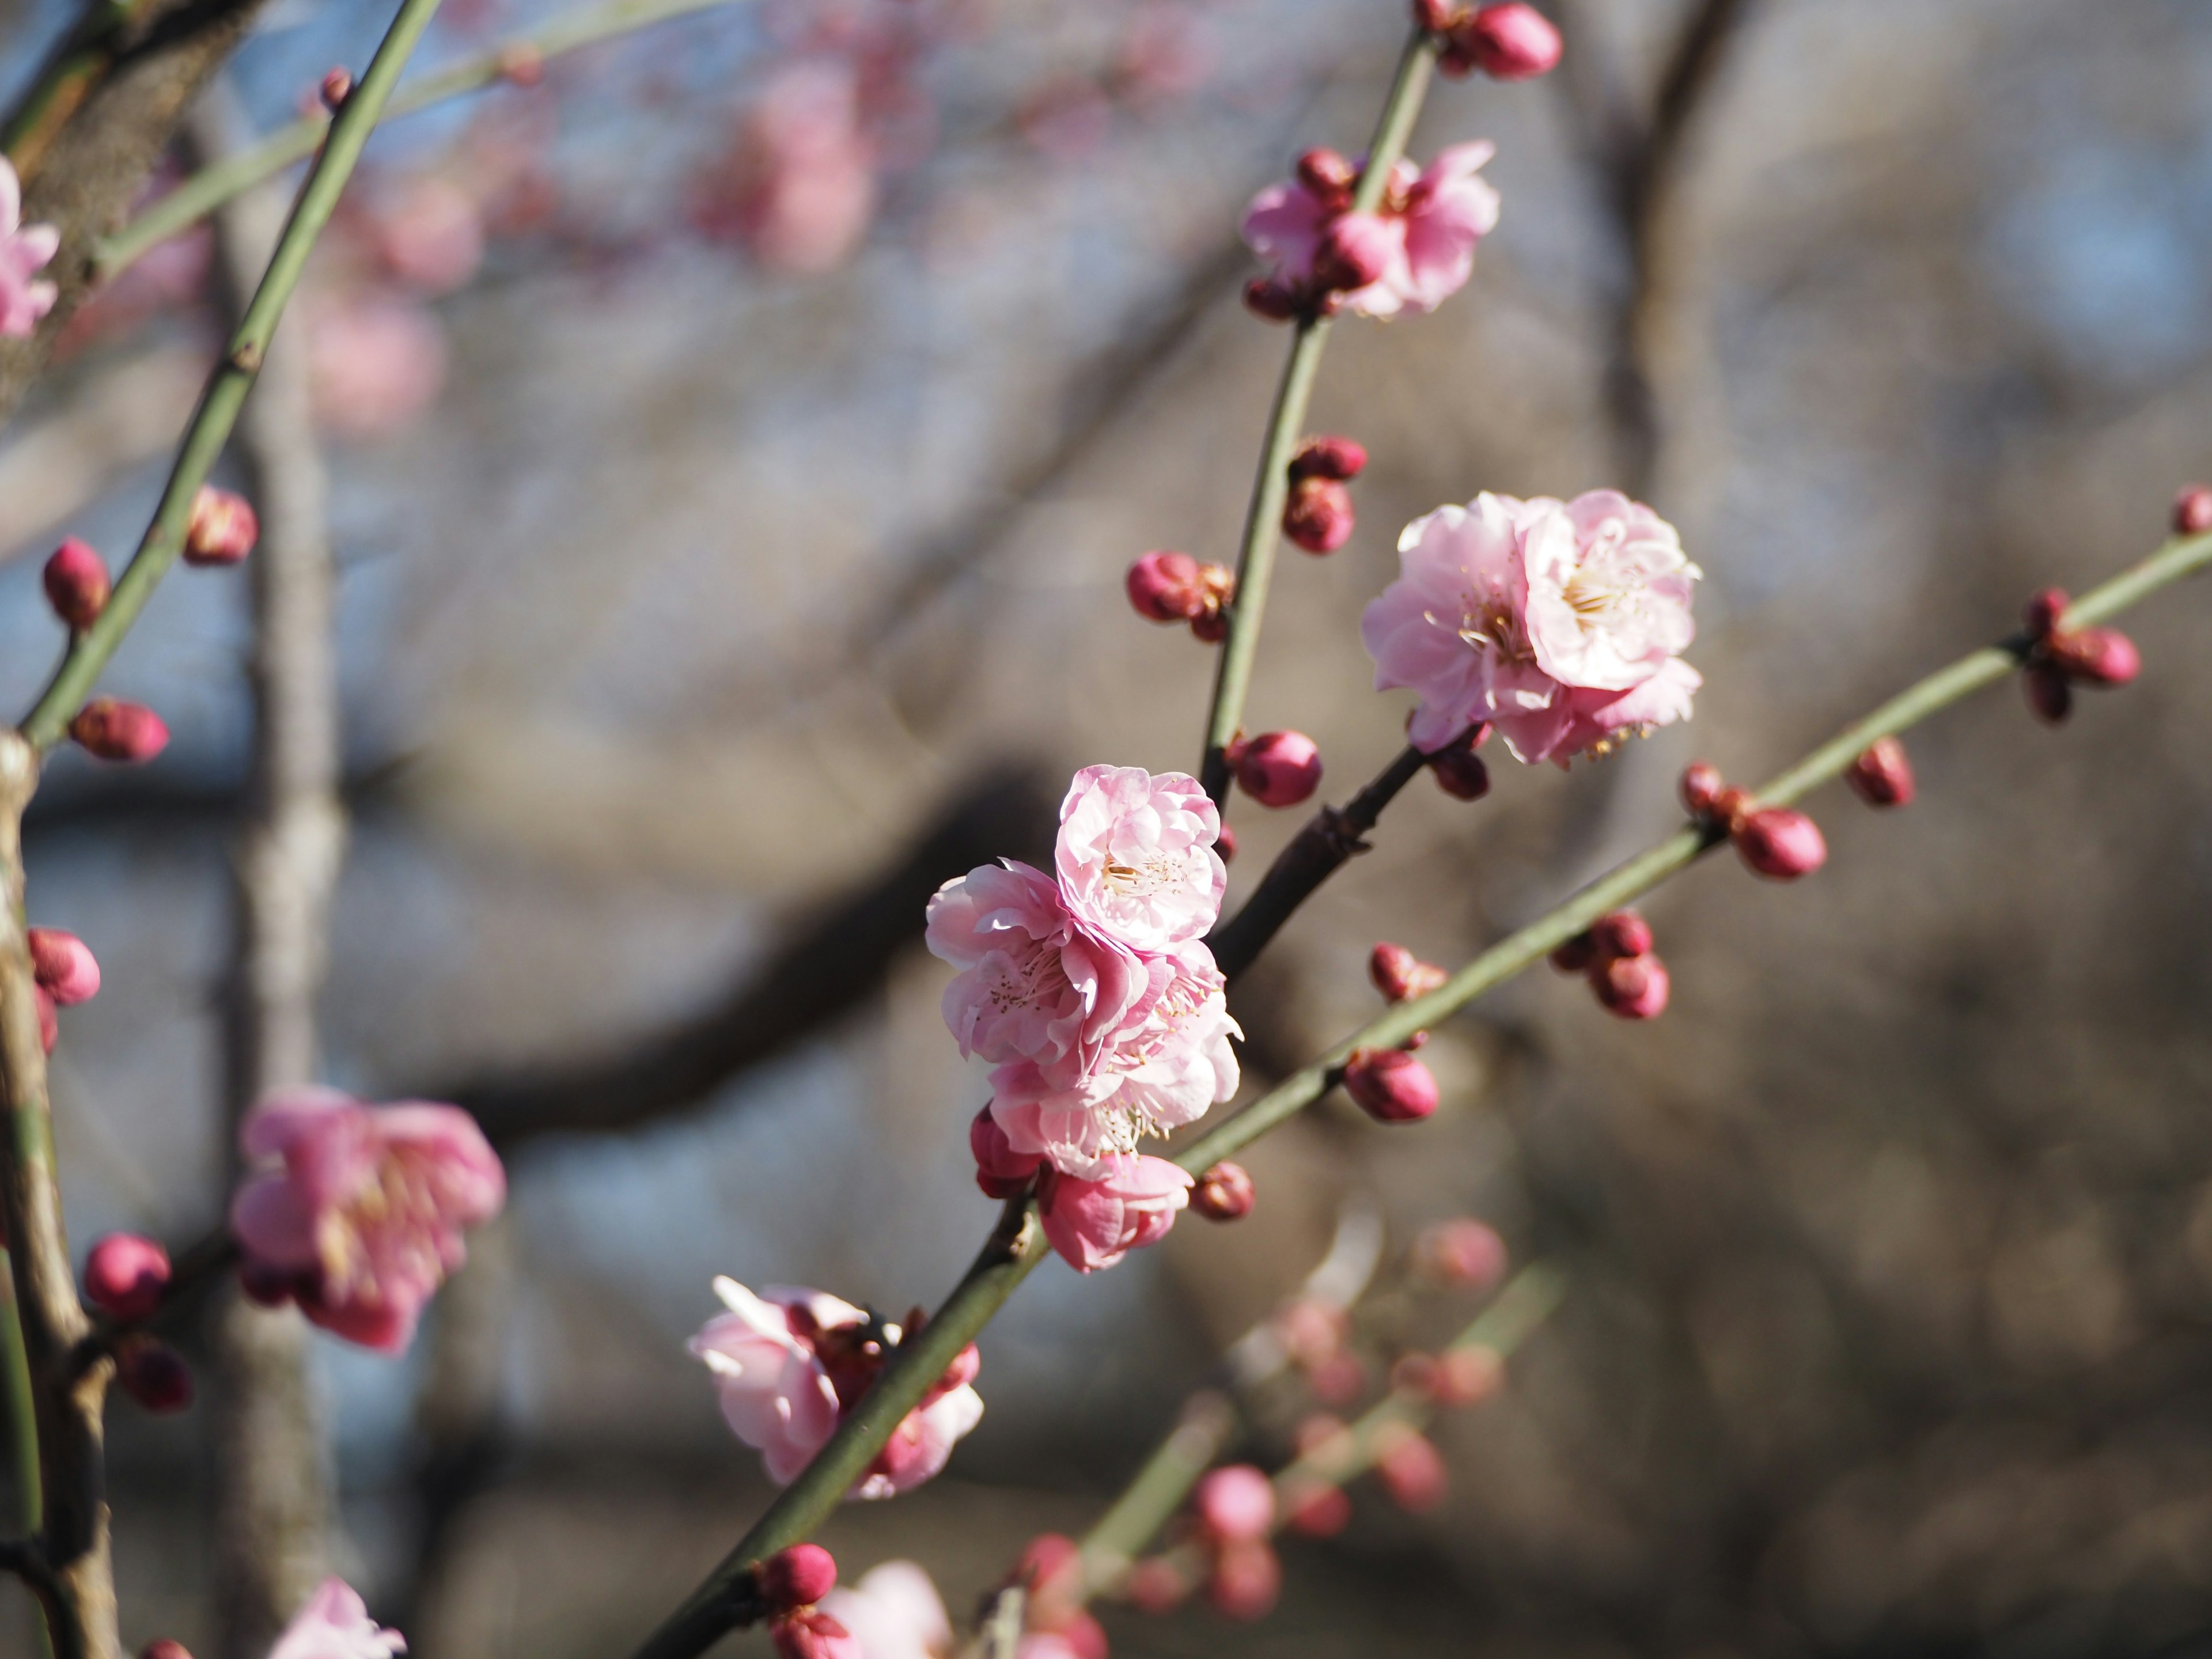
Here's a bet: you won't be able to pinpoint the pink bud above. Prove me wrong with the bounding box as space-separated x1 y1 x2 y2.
2022 586 2069 639
184 487 257 566
1548 931 1597 974
1020 1533 1083 1604
26 928 100 1005
1412 0 1461 31
1374 1427 1449 1510
1215 823 1237 862
1289 434 1367 482
2023 661 2072 724
1434 1344 1503 1406
971 1107 1043 1200
1283 1479 1351 1537
1680 760 1726 820
761 1544 837 1611
320 68 353 110
84 1234 171 1321
1733 806 1827 880
770 1609 859 1659
1127 550 1205 622
2047 626 2141 688
1314 212 1394 291
1453 3 1562 79
44 539 111 631
1588 910 1653 963
1593 952 1670 1020
142 1642 194 1659
1282 475 1354 554
1192 1161 1255 1221
35 986 56 1054
1306 1347 1366 1406
1369 941 1447 1003
1294 147 1358 209
1343 1047 1439 1123
1123 1556 1191 1613
1243 276 1301 323
115 1336 192 1414
1413 1217 1506 1289
1195 1464 1275 1543
1424 724 1491 800
1390 1351 1440 1398
1207 1538 1282 1621
2175 484 2212 536
69 698 169 763
1233 730 1323 808
1845 736 1915 808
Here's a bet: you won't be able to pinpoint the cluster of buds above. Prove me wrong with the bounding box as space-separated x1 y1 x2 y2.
2018 586 2141 725
1419 721 1491 800
1243 148 1389 320
1283 434 1367 554
1016 1534 1111 1657
1191 1465 1282 1618
1126 550 1234 642
1192 1160 1255 1221
1224 729 1323 808
1550 909 1669 1020
1681 763 1828 881
1414 1 1564 81
760 1544 854 1659
28 926 100 1052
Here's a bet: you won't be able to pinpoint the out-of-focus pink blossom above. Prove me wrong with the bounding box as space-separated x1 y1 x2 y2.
1374 1426 1449 1510
267 1579 406 1659
716 61 879 274
0 158 58 339
1054 765 1225 952
377 177 485 296
228 1087 505 1353
1241 142 1500 319
1207 1537 1282 1620
1284 1479 1351 1537
306 294 449 438
1414 1217 1506 1289
819 1560 952 1659
1195 1464 1275 1542
1116 5 1215 103
772 1609 862 1659
1018 75 1114 161
1036 1153 1191 1272
28 927 99 1005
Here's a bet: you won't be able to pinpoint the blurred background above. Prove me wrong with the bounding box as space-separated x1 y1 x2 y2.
2 0 2211 1653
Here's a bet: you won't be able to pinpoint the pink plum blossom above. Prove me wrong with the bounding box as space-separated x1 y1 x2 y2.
267 1578 406 1659
1240 143 1499 319
820 1560 953 1659
305 293 449 438
0 158 58 339
715 60 879 274
1054 765 1225 952
229 1088 504 1353
1037 1153 1193 1272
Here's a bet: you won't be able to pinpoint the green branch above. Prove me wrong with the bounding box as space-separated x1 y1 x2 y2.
18 0 452 753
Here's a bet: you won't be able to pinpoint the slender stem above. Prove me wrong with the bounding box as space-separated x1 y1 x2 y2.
17 0 450 755
1075 1393 1236 1589
94 0 747 279
1198 27 1440 805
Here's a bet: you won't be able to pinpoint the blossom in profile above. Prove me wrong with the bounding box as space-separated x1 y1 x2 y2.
1054 765 1225 952
1037 1153 1193 1272
1240 142 1500 319
820 1560 952 1659
228 1086 505 1353
0 158 58 339
267 1579 406 1659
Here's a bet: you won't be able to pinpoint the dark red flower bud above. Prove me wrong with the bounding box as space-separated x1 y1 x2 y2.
1192 1161 1255 1221
1451 3 1562 80
1282 475 1354 554
1283 1478 1351 1537
85 1234 171 1322
1343 1047 1439 1123
44 538 111 631
28 928 100 1005
184 487 257 566
1679 760 1726 820
2023 661 2072 724
1190 609 1229 643
1207 1538 1282 1621
1243 276 1301 322
761 1543 838 1612
1588 910 1653 962
1289 434 1368 482
1375 1426 1449 1510
1315 212 1393 291
238 1257 303 1308
1233 730 1323 807
1020 1533 1083 1604
1425 726 1491 800
2174 484 2212 536
115 1336 192 1414
1845 736 1915 807
1294 147 1358 209
1436 37 1481 77
2047 626 2141 688
1306 1347 1365 1405
2022 586 2069 639
1733 807 1827 880
1369 941 1446 1003
1593 952 1670 1020
69 698 169 763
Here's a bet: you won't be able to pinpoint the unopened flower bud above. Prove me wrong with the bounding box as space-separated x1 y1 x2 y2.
1124 1555 1191 1613
2022 586 2069 639
115 1336 192 1414
1283 1478 1352 1537
1343 1046 1439 1123
1846 736 1915 807
1289 434 1368 482
184 487 257 566
2047 626 2141 688
238 1257 302 1309
28 927 100 1005
1195 1463 1275 1543
1390 1351 1440 1398
1283 475 1354 554
770 1608 859 1659
1243 276 1301 322
320 68 353 110
1315 211 1393 291
1413 1217 1506 1289
1733 806 1827 880
85 1233 171 1321
1127 550 1206 622
1434 1343 1503 1406
1424 724 1491 800
1192 1161 1255 1221
35 986 55 1054
2023 661 2071 724
1207 1538 1282 1621
1593 951 1670 1020
1412 0 1461 32
1369 941 1446 1003
1549 931 1597 974
1588 910 1652 962
1452 3 1563 80
1233 730 1323 808
1680 760 1726 820
69 698 169 763
1374 1426 1449 1510
142 1642 194 1659
1294 147 1358 209
44 538 111 631
971 1106 1043 1199
2175 484 2212 536
760 1543 838 1612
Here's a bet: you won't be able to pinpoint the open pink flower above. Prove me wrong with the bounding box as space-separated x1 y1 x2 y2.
1054 765 1225 953
1520 490 1699 691
1240 143 1499 319
820 1561 952 1659
229 1088 504 1354
1038 1154 1193 1272
267 1578 406 1659
0 159 59 340
686 1279 983 1498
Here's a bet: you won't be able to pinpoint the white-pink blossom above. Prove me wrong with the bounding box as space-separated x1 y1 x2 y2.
1240 143 1499 319
0 158 59 339
1362 490 1701 765
267 1578 406 1659
1054 764 1225 953
1037 1153 1194 1273
819 1561 952 1659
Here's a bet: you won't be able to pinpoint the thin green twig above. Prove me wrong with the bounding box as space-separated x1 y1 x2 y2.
18 0 452 753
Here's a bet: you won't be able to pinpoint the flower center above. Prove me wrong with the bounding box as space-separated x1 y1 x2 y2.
1449 596 1533 664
